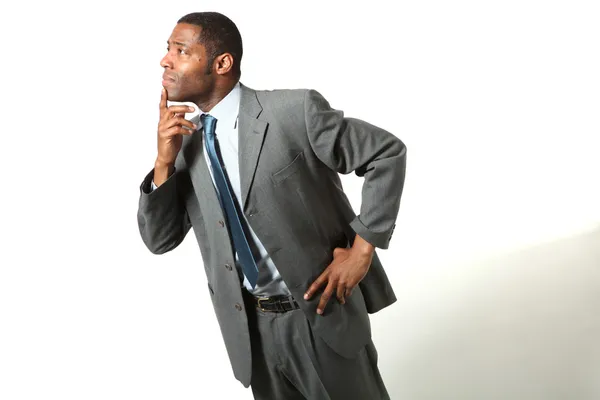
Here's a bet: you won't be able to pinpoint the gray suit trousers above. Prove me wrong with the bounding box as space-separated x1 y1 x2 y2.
243 291 390 400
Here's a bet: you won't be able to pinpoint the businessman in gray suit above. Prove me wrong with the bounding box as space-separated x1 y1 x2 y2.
137 11 406 400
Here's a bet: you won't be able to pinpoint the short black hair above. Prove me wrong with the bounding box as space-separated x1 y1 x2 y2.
177 12 243 78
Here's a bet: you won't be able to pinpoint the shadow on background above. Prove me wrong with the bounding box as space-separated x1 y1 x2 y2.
377 226 600 400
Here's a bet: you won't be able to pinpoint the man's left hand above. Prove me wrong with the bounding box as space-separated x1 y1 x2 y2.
304 235 375 314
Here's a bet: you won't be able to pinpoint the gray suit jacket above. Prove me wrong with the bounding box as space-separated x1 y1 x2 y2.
137 83 407 387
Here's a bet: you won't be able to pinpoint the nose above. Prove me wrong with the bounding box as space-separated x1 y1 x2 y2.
160 52 172 69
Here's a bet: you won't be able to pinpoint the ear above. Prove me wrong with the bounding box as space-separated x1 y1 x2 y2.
215 53 234 75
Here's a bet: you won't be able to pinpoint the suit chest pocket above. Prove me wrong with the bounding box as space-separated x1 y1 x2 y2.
271 151 305 185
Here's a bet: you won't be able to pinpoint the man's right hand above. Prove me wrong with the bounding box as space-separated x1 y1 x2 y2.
154 87 197 186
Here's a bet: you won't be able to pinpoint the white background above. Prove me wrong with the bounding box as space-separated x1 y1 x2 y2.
1 1 599 399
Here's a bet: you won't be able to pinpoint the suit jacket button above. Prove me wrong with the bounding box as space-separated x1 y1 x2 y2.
225 263 232 271
218 220 225 227
235 303 243 311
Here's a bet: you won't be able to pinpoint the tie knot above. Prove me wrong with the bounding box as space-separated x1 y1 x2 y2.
201 114 217 138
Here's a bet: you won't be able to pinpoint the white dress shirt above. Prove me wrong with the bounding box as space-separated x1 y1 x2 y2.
152 82 290 296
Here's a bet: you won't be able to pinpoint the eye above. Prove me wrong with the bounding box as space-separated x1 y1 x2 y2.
166 46 186 55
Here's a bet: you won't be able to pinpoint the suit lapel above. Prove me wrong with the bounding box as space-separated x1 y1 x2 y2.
238 83 268 211
183 115 225 222
183 83 268 216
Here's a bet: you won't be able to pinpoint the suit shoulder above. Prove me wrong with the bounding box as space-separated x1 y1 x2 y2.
255 88 336 117
255 87 308 107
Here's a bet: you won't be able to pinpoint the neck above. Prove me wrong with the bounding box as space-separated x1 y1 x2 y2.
196 80 237 112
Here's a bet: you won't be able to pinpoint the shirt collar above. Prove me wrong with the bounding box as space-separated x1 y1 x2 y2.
199 81 241 130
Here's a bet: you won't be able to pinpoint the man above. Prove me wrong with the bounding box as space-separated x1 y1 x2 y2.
137 11 406 400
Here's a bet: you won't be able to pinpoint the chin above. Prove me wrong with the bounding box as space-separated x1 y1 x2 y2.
166 89 185 102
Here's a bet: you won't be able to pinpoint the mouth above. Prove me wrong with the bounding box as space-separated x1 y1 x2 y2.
162 74 176 85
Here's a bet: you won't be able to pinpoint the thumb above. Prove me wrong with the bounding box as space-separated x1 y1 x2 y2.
333 247 347 258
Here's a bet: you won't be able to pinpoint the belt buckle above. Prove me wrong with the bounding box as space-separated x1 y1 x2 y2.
256 296 270 312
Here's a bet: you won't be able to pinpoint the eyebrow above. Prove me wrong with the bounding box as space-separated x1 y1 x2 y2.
166 40 189 47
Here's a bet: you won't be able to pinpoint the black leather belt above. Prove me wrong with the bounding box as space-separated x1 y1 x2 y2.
245 291 300 313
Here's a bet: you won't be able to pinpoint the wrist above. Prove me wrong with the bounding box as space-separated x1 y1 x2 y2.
352 234 375 257
153 159 174 187
154 158 174 170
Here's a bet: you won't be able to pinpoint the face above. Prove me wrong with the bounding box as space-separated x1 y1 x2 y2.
160 23 215 103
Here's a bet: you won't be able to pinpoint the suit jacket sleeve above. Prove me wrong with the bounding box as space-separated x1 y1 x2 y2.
303 89 407 249
137 167 192 254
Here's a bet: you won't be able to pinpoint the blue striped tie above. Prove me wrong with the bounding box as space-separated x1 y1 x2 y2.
201 114 259 288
